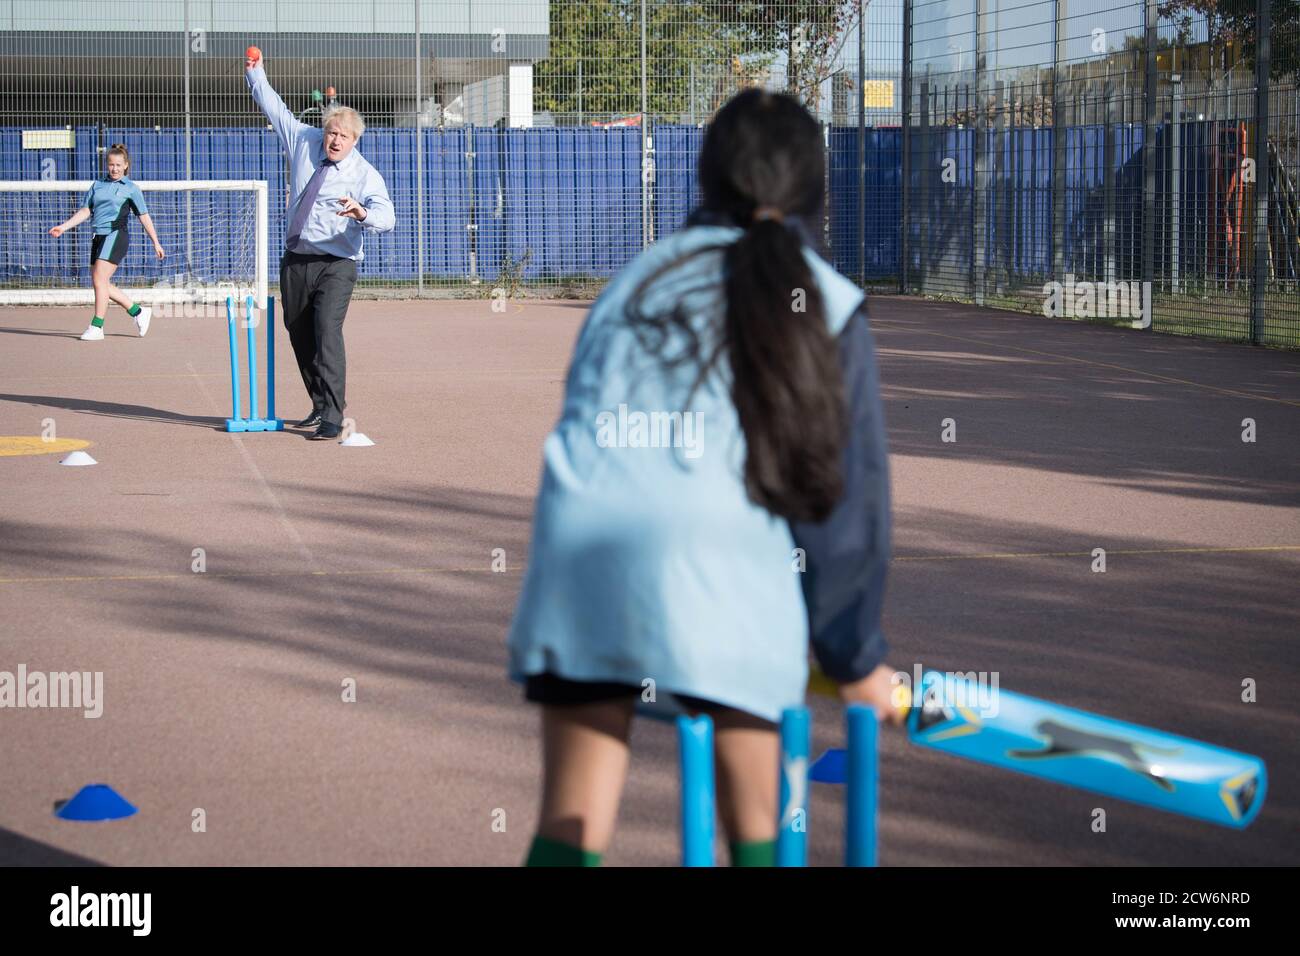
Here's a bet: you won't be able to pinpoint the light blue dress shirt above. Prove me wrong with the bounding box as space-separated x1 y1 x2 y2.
246 64 395 259
507 223 868 723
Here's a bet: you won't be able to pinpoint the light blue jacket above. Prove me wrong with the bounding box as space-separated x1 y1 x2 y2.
507 221 886 723
246 64 395 259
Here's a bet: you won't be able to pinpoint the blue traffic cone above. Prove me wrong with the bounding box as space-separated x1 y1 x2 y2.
809 748 848 784
55 784 137 821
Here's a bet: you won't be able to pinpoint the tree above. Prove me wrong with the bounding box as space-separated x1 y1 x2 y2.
1158 0 1299 79
533 1 861 123
534 1 755 122
733 1 859 112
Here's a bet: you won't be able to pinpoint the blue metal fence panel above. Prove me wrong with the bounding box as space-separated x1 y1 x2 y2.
502 128 534 277
571 130 599 270
467 125 503 285
859 128 901 279
603 127 642 273
1112 123 1144 283
3 120 1233 295
828 125 861 278
532 128 565 277
946 125 975 288
906 126 974 293
1015 128 1052 276
655 124 705 240
424 127 468 279
357 127 415 281
0 128 80 286
555 128 582 276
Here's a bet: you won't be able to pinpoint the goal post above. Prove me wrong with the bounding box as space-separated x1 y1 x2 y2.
0 179 269 309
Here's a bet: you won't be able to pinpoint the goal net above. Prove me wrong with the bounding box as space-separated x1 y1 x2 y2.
0 179 268 308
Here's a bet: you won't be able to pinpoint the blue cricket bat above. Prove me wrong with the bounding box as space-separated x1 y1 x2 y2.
808 668 1266 829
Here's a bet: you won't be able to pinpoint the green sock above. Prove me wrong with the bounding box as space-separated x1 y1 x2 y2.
126 303 141 317
730 839 777 867
524 834 602 867
91 316 105 328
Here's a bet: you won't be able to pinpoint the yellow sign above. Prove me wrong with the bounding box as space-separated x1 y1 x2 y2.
22 129 75 150
863 80 894 109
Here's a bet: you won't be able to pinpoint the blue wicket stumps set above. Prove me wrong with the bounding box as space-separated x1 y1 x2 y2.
225 295 283 432
677 704 879 867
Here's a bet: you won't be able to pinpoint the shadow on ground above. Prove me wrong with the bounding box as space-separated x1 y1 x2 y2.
2 478 1294 865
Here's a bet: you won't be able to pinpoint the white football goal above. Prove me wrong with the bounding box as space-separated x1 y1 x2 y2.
0 179 268 309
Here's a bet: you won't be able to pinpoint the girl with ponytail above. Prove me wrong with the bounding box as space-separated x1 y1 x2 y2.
49 143 164 340
508 88 900 866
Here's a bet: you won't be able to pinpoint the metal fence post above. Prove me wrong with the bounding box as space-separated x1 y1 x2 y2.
1141 0 1158 328
183 0 193 274
919 75 930 294
901 0 912 293
1250 0 1273 345
858 0 866 286
1169 74 1180 293
1051 0 1066 281
415 0 424 296
972 0 987 305
641 0 649 249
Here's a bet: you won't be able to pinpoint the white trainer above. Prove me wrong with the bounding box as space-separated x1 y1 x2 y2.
134 306 152 337
80 324 104 341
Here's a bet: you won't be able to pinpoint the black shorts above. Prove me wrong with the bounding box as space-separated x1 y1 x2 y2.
524 672 725 713
90 230 128 266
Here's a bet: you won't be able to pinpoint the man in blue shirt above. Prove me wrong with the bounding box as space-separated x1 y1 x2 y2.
245 47 396 440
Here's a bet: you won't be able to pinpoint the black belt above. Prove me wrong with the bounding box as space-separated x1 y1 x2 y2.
282 250 350 263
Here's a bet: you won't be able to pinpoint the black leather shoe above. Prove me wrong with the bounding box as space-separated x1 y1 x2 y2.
296 410 323 428
309 421 342 441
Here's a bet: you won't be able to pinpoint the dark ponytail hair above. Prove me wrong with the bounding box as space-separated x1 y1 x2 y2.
625 88 846 522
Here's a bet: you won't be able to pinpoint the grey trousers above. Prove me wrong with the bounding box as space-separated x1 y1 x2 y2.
279 252 358 426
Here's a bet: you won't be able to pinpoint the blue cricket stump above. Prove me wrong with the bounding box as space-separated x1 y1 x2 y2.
846 704 879 867
777 706 810 866
677 714 716 866
225 297 241 430
225 295 284 433
675 702 878 867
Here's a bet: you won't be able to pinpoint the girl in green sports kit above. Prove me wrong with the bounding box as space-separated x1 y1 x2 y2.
48 143 165 341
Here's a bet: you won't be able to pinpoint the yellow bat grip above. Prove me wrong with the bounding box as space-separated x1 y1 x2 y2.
807 665 913 719
807 666 840 700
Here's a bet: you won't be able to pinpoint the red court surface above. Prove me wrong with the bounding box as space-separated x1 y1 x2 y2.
1 295 1297 865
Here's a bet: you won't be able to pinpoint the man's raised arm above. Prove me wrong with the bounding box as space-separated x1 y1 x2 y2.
244 49 304 152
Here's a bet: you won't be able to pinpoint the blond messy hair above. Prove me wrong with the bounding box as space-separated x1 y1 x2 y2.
322 105 365 139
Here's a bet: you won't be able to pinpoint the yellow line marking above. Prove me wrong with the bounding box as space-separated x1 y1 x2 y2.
894 545 1300 563
872 321 1300 407
0 436 91 457
0 565 523 585
4 545 1294 585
